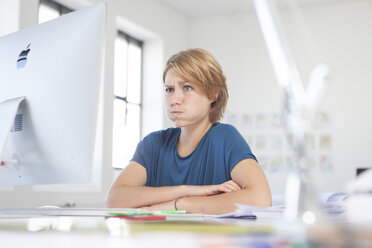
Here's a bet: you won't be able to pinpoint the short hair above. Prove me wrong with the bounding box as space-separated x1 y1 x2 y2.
163 48 228 123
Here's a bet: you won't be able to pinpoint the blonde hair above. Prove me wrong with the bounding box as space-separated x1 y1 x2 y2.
163 48 228 123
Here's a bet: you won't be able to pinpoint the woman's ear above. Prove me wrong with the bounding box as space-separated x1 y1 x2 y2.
215 90 219 101
214 90 219 102
209 90 219 104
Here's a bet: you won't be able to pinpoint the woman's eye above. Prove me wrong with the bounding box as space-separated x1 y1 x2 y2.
165 88 174 93
184 85 193 91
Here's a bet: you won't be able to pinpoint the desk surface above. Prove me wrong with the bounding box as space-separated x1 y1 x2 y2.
0 209 371 248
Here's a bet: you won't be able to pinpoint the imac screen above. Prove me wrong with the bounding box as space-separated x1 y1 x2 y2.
0 3 106 186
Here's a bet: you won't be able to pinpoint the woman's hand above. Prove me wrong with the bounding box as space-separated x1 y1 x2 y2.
140 200 174 211
189 180 242 196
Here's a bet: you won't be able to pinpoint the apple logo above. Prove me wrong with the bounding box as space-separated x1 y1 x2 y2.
17 43 31 69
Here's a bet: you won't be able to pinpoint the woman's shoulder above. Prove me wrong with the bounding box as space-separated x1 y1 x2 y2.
143 127 180 143
210 122 253 154
208 122 245 144
211 122 239 134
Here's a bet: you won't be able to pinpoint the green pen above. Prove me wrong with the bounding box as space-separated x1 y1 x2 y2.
107 210 153 216
155 210 186 214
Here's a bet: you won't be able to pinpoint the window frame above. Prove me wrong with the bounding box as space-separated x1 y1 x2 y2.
38 0 72 18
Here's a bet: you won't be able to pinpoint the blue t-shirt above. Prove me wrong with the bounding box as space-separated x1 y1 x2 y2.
131 122 257 187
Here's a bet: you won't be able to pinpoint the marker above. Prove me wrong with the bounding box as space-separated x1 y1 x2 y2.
154 210 186 214
107 211 152 216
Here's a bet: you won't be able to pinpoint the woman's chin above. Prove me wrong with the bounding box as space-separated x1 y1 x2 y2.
172 119 187 127
174 122 186 127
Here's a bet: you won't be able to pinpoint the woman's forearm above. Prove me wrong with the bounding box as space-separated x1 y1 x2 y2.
106 185 190 208
106 181 242 209
176 188 272 215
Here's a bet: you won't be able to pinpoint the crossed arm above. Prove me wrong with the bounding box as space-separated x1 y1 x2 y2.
106 158 272 215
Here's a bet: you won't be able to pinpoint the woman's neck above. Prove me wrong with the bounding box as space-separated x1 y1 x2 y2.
177 119 213 157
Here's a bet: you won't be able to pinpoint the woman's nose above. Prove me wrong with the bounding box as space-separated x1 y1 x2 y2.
171 90 183 105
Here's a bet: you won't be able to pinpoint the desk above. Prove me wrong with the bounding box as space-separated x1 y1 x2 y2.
0 209 371 248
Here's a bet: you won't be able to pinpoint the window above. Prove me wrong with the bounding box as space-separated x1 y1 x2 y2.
38 0 72 24
112 32 143 169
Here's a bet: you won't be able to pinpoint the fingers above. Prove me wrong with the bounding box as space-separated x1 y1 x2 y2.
215 185 233 193
205 185 230 195
218 180 241 192
225 180 242 190
199 180 242 196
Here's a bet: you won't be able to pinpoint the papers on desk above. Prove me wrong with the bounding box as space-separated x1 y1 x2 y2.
213 212 257 220
233 204 285 220
207 206 284 220
228 192 349 221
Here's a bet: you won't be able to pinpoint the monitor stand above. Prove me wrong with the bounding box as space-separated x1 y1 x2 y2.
0 96 26 165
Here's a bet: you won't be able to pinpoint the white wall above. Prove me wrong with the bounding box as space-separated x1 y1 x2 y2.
189 0 372 194
0 0 20 36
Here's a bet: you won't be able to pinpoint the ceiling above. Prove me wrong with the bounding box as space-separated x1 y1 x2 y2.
159 0 255 17
159 0 358 17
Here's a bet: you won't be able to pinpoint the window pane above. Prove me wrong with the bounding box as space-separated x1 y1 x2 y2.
38 3 60 24
126 103 141 164
114 36 128 98
127 42 142 104
127 103 141 143
112 101 141 169
112 99 127 168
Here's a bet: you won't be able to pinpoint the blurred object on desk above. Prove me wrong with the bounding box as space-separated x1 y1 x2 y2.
346 169 372 223
356 167 371 177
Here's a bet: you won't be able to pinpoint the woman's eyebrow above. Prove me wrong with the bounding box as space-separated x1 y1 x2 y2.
165 80 189 87
178 80 190 85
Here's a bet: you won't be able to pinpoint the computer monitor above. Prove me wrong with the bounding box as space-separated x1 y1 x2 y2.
0 3 106 186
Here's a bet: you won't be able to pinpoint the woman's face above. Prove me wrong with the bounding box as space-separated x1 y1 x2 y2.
164 68 213 128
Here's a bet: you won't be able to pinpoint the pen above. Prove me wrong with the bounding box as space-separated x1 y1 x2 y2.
107 211 153 216
154 210 186 214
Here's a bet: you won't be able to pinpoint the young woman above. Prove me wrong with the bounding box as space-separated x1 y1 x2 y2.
106 48 271 215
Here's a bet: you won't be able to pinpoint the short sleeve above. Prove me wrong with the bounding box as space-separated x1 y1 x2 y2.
131 139 146 168
222 125 257 173
130 131 162 170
